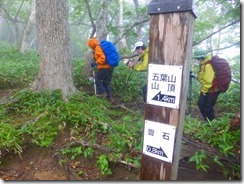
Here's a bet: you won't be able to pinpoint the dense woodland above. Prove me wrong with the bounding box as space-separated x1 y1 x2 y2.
0 0 241 181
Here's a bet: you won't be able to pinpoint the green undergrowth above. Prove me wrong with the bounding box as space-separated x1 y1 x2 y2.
0 49 39 89
184 115 240 179
0 89 144 175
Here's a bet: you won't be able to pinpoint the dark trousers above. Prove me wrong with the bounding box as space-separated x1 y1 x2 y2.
142 83 147 103
95 68 114 98
198 91 220 121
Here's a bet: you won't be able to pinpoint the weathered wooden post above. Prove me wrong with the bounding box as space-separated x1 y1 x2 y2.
140 0 197 180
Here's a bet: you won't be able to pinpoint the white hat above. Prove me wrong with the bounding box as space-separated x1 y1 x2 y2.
133 41 144 51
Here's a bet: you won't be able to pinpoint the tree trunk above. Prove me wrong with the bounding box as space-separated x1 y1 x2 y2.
0 17 4 41
133 0 143 39
96 0 112 41
81 0 112 78
13 0 25 47
31 0 76 100
20 0 36 53
119 0 127 49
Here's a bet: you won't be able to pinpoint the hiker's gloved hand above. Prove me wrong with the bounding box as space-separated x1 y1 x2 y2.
200 91 207 96
128 61 134 70
91 63 97 68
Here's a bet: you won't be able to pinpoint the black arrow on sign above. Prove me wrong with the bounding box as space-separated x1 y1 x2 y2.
152 91 175 104
146 145 168 158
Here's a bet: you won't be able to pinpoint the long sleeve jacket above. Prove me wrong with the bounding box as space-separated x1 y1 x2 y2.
197 55 219 93
133 48 149 71
87 38 112 69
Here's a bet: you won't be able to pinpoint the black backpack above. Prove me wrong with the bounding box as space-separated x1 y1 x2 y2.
205 55 232 93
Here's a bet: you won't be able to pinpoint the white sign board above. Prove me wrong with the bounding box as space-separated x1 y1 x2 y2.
142 120 176 163
147 64 183 109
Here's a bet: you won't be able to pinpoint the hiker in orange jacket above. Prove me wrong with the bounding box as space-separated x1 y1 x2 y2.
194 49 220 121
87 38 114 100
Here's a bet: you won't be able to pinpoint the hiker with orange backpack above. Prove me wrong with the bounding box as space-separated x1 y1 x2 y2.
194 49 221 121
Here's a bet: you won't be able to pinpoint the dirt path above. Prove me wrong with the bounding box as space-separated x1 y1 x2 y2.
0 130 228 181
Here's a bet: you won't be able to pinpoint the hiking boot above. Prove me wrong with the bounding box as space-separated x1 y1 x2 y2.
96 93 107 98
106 97 114 102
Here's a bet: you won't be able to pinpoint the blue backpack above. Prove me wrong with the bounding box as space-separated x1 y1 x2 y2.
100 40 120 67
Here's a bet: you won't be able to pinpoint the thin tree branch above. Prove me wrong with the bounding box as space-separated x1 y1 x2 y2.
193 19 240 46
84 0 96 38
114 17 150 45
14 0 25 21
209 41 240 53
120 53 138 60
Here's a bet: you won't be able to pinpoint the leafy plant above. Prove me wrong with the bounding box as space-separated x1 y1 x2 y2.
184 110 240 178
61 145 83 160
125 155 141 169
70 146 83 160
78 170 84 176
0 122 23 156
83 147 93 159
20 120 58 147
97 155 112 175
188 150 209 172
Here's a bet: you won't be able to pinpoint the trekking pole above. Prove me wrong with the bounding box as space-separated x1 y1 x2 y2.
188 71 193 114
92 65 98 96
125 69 133 85
93 71 97 95
121 60 134 97
188 71 197 114
121 57 139 97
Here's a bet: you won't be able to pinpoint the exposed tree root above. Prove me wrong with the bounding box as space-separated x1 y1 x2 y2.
112 103 135 114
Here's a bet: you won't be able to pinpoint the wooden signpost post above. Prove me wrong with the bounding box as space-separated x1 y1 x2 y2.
140 0 197 180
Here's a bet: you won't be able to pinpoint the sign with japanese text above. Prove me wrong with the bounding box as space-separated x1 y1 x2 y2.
142 120 176 163
147 64 183 109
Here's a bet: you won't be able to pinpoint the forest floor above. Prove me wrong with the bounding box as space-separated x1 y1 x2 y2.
0 87 239 181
